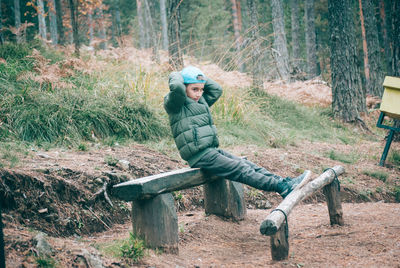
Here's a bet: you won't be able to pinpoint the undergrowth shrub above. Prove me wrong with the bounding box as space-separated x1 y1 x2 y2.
0 43 168 145
119 233 145 261
2 88 167 144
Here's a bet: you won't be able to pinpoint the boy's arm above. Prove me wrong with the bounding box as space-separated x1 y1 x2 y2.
164 72 186 113
203 78 222 107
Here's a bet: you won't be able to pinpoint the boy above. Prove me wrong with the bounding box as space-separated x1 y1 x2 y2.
164 66 308 198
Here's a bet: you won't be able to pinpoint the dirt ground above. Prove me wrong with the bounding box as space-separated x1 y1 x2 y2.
1 137 400 267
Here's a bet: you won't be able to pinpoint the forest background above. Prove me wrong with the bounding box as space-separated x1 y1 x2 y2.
0 0 400 266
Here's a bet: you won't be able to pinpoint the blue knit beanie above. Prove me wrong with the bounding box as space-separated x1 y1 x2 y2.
181 66 206 84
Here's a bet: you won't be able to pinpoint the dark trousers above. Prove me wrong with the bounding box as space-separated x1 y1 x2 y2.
192 148 282 192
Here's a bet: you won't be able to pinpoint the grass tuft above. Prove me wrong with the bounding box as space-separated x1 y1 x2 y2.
327 150 359 164
362 170 389 182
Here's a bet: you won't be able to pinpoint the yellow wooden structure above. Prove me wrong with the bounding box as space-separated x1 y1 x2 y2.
380 76 400 119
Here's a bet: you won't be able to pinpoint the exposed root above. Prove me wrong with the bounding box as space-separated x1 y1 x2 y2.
90 181 114 208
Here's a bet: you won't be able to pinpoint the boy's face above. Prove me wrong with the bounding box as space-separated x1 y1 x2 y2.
185 83 204 102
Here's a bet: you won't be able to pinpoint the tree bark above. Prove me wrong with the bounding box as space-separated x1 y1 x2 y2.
88 10 94 46
359 0 370 90
168 0 183 70
144 0 159 62
48 0 58 45
37 0 47 41
362 0 384 97
246 0 263 89
271 0 290 81
0 0 4 44
136 0 146 49
290 0 301 74
381 0 392 74
329 0 366 122
160 0 169 50
392 0 400 77
14 0 22 43
69 0 80 56
55 0 65 45
390 0 400 141
305 0 318 79
231 0 243 72
98 4 107 50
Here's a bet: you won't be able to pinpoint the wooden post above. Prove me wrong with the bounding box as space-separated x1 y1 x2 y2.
131 193 178 253
323 178 344 226
204 179 246 221
270 221 289 261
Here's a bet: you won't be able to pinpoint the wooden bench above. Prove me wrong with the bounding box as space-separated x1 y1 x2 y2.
112 165 344 260
111 168 246 253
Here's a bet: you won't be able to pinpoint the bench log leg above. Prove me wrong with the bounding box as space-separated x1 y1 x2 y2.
131 193 178 253
204 179 246 221
270 221 289 261
323 179 344 226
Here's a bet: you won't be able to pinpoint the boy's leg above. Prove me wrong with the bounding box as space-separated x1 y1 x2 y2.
193 149 308 197
216 149 276 177
193 149 283 192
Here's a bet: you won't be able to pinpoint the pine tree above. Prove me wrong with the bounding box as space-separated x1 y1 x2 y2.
0 0 3 44
271 0 290 81
246 0 263 89
329 0 366 122
305 0 318 78
160 0 169 50
290 0 301 74
48 0 58 45
55 0 65 45
37 0 47 41
168 0 183 70
362 0 384 97
14 0 22 43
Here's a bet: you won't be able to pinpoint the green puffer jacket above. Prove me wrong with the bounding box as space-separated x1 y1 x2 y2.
164 72 222 166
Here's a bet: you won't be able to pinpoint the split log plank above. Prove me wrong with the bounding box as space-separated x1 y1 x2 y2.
260 166 345 236
112 168 219 201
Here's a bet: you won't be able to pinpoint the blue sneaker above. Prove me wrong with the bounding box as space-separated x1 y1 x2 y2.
277 170 310 198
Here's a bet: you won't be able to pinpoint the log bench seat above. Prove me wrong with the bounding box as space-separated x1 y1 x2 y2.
111 165 345 260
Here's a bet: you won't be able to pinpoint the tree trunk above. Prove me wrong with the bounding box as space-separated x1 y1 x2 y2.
381 0 392 74
88 10 94 46
160 0 169 50
69 0 80 56
246 0 263 89
391 0 400 141
305 0 318 79
392 0 400 77
231 0 243 72
37 0 47 41
290 0 301 74
271 0 290 81
98 5 107 50
168 0 183 70
0 0 3 45
55 0 65 45
329 0 366 122
0 0 4 45
362 0 384 97
14 0 22 43
144 0 159 62
136 0 146 49
48 0 58 45
359 0 370 91
115 6 122 41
